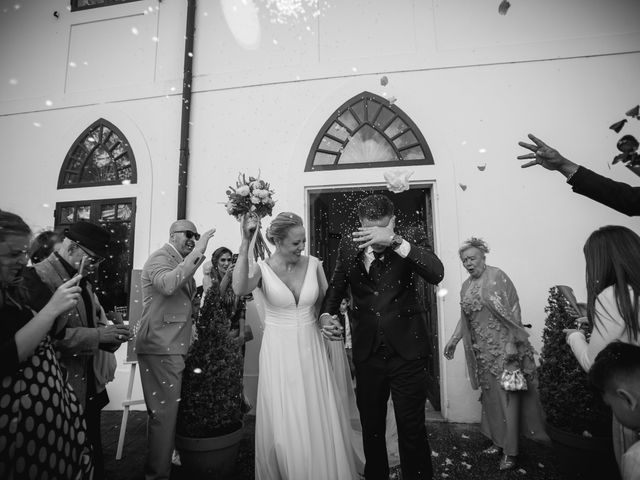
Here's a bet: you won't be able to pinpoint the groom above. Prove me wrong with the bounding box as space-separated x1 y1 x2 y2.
321 194 444 480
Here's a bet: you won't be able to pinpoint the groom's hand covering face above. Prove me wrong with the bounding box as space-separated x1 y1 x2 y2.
353 215 395 252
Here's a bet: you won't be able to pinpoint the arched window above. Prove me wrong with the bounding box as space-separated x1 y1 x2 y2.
58 118 137 188
305 91 434 171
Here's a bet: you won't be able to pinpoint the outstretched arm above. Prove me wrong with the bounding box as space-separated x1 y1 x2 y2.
517 134 579 177
518 133 640 216
232 214 262 296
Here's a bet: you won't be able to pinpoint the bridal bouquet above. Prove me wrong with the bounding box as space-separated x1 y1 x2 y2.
225 173 275 259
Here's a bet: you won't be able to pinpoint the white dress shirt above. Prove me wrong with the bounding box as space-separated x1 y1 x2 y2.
363 240 411 272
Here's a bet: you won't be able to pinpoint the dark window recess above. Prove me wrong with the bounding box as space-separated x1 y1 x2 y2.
55 198 136 316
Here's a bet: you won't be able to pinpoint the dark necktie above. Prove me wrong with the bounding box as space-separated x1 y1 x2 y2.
369 250 384 283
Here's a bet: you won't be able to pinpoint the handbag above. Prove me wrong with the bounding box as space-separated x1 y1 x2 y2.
499 368 528 391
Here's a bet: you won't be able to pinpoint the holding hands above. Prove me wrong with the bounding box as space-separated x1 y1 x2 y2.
352 216 396 249
319 313 343 341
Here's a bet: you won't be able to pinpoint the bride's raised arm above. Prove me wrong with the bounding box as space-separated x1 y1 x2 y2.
232 214 263 296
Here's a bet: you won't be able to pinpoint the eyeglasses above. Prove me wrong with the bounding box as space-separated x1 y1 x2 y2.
174 230 201 241
75 242 105 265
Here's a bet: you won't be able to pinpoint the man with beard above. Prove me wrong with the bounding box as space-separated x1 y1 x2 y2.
135 220 215 480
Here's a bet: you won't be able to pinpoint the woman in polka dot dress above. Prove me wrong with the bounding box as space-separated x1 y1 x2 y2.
0 210 94 479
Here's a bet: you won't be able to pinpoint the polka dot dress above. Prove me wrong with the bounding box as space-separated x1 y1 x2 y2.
0 336 94 479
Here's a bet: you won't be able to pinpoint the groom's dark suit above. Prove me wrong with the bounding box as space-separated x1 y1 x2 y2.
322 230 444 480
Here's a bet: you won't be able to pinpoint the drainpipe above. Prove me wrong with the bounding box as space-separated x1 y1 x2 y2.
177 0 196 220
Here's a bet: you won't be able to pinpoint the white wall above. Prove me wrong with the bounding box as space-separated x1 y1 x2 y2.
2 0 640 421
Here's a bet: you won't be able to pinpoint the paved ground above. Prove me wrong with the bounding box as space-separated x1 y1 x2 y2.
102 410 577 480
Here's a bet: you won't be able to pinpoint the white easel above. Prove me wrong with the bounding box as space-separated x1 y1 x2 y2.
115 361 145 460
115 271 145 460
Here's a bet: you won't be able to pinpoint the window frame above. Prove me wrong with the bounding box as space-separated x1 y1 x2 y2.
70 0 141 12
305 91 434 172
58 118 137 189
55 197 136 313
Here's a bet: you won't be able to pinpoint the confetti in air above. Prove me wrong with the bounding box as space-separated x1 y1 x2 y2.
380 75 388 86
610 119 627 133
626 105 640 119
498 0 511 15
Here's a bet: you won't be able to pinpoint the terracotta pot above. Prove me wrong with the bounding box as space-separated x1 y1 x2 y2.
545 422 620 480
175 423 244 478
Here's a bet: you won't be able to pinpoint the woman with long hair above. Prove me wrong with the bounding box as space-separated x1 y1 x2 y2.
565 225 640 470
0 210 94 479
204 246 247 347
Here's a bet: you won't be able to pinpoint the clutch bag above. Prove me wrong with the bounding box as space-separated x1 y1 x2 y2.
499 368 528 391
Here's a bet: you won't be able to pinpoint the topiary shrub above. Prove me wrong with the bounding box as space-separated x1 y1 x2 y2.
537 286 611 437
177 283 245 437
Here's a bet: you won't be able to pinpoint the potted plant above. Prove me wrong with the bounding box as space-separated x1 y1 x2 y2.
537 286 619 479
176 283 246 477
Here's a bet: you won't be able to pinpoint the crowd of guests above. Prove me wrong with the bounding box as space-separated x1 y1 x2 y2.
2 134 640 479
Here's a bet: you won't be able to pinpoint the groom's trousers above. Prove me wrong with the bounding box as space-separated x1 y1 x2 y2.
355 346 433 480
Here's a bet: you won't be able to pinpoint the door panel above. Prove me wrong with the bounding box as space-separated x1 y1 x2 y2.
309 187 441 410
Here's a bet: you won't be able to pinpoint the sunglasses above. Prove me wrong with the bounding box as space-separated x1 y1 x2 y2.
174 230 201 241
75 242 105 265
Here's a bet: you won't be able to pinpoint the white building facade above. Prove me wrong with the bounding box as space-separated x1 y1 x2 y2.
1 0 639 422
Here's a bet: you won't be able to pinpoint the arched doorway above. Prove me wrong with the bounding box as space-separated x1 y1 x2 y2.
55 118 137 315
307 92 441 410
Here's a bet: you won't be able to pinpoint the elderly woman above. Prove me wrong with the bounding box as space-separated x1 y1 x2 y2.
565 225 640 471
444 237 548 471
0 210 93 479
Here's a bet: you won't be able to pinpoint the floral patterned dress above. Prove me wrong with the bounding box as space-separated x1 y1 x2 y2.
459 266 548 455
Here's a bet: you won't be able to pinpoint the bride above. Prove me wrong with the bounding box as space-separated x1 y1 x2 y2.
233 212 361 479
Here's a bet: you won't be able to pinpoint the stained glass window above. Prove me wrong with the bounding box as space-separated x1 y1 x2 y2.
58 119 137 188
306 92 434 171
71 0 140 11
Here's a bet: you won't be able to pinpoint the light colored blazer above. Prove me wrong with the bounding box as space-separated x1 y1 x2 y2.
135 243 205 356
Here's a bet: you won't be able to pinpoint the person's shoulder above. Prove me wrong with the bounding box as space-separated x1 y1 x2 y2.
596 285 617 302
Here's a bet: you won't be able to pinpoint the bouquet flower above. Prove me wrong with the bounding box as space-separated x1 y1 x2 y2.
225 173 275 259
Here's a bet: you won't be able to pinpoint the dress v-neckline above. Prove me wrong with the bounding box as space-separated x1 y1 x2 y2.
264 257 311 307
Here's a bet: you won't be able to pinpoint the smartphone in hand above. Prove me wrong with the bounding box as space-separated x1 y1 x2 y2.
78 256 89 278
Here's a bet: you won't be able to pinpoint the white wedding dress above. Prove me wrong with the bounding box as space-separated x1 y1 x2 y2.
254 256 361 480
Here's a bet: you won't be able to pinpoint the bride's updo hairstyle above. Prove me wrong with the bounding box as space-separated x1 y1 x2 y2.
458 237 490 257
265 212 303 245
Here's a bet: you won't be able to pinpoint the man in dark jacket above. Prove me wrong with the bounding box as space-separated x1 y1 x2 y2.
22 221 131 480
518 133 640 216
321 194 444 480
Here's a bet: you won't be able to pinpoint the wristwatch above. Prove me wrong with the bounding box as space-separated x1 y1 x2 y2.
390 234 403 250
